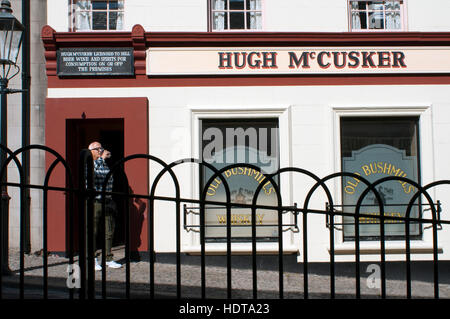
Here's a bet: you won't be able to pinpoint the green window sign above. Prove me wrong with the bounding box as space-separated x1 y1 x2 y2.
340 117 421 240
201 119 279 242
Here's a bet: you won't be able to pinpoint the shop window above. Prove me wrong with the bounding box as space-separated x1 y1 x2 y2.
70 0 124 31
340 117 421 241
210 0 262 31
200 119 279 242
349 0 404 31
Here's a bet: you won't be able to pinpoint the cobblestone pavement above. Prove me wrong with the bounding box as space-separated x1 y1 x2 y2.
2 247 450 299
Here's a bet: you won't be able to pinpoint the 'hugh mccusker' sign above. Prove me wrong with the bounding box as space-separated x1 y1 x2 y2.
57 48 134 76
147 47 450 75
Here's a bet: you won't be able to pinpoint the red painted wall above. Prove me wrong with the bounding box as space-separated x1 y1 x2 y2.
45 97 149 252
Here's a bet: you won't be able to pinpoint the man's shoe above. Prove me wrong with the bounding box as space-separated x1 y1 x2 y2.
95 258 102 271
106 260 122 269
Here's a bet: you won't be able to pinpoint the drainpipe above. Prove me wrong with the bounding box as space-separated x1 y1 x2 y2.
21 0 30 253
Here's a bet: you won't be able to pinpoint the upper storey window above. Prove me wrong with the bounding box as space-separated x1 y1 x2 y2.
349 0 404 31
71 0 124 31
211 0 262 31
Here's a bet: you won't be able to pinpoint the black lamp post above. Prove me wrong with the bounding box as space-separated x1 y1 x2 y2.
0 0 24 276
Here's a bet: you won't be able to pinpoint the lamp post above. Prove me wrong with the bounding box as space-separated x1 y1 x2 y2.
0 0 24 276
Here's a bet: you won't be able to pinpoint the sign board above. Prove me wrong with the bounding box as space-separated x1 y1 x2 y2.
57 47 134 76
342 144 419 238
203 146 279 241
147 47 450 75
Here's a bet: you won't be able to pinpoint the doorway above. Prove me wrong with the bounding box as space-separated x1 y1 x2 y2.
66 118 126 249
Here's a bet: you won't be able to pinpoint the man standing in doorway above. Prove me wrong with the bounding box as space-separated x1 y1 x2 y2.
88 141 122 270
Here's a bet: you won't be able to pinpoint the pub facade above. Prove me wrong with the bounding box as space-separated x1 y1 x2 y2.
40 0 450 262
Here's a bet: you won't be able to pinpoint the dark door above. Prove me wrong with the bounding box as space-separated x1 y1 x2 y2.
66 118 125 251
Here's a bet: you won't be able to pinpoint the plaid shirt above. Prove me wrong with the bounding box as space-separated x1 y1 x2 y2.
93 157 114 199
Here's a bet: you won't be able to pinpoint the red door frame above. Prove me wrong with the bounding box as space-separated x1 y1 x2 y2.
45 97 149 252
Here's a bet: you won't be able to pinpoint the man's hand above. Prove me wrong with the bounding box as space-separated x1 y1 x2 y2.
101 150 111 159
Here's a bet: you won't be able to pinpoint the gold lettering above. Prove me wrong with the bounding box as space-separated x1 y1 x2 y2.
257 214 264 224
344 185 355 194
215 213 265 224
362 165 371 176
207 187 216 196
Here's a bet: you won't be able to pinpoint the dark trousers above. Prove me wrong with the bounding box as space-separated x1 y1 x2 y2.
93 199 117 262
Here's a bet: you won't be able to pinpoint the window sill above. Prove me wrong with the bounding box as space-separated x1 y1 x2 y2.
183 242 298 255
331 241 442 255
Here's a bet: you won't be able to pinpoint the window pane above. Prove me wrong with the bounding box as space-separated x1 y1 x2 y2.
76 0 91 10
230 12 245 29
213 12 227 30
369 11 384 29
75 9 92 30
109 11 117 30
213 0 227 10
247 0 262 10
351 11 367 29
341 118 420 240
109 1 119 10
201 119 279 242
386 11 401 29
350 1 359 10
92 1 108 10
92 11 107 30
367 1 384 10
247 12 262 29
386 0 401 10
230 0 245 10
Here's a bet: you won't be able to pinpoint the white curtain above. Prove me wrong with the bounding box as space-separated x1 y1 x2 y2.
213 0 226 31
75 0 91 31
350 2 362 30
249 0 262 30
352 12 362 30
116 0 124 30
385 0 401 30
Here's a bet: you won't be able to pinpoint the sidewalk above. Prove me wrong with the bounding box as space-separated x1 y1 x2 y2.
2 247 450 299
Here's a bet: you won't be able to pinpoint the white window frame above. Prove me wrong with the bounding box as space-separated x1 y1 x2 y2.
209 0 264 32
185 105 296 255
69 0 124 32
348 0 408 32
332 105 441 259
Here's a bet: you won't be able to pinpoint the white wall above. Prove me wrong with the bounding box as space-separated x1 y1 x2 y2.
46 0 450 32
407 0 450 31
264 0 348 32
46 0 68 31
124 0 207 31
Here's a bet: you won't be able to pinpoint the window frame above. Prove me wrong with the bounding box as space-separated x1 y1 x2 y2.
200 118 280 243
348 0 407 32
208 0 265 32
339 116 422 242
69 0 125 32
331 105 439 255
185 106 295 255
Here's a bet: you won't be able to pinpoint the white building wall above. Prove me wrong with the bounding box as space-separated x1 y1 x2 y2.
124 0 208 32
46 0 68 32
264 0 348 32
47 84 450 262
407 0 450 31
46 0 450 33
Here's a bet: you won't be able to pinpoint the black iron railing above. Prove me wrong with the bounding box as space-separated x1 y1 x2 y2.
0 145 448 299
